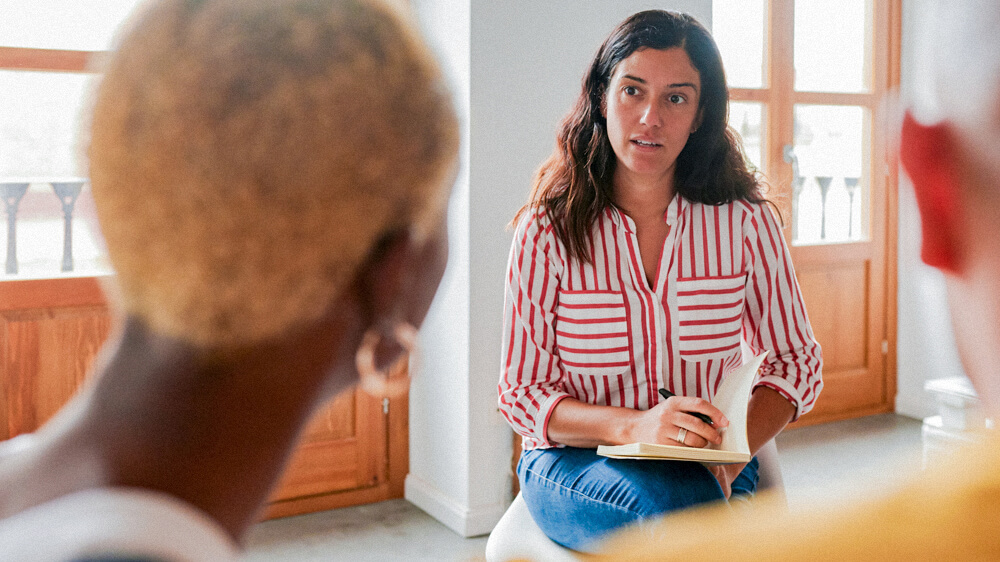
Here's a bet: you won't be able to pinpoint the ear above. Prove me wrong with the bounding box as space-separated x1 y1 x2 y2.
346 229 416 372
352 228 413 326
691 108 703 134
900 111 963 273
350 221 447 371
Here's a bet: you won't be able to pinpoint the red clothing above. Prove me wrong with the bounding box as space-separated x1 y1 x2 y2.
498 196 822 450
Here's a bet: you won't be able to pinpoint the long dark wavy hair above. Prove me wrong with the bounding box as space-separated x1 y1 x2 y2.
515 10 767 264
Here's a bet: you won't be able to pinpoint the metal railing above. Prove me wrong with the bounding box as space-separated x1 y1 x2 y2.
2 179 88 275
784 147 863 244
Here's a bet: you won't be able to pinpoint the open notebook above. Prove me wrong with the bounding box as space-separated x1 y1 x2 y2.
596 351 768 464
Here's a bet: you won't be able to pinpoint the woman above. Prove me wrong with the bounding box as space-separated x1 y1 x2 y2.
0 0 458 560
498 10 822 551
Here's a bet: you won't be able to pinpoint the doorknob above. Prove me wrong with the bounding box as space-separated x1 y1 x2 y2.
782 144 800 176
782 144 795 163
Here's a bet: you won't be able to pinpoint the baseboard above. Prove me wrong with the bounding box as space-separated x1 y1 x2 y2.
405 474 508 538
895 394 934 420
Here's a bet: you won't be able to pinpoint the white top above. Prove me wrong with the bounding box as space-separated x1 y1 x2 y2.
0 487 240 561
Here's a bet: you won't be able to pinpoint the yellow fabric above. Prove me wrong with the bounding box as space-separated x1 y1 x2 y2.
593 431 1000 561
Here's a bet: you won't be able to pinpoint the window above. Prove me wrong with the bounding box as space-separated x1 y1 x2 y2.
0 0 145 279
713 0 894 246
711 0 902 423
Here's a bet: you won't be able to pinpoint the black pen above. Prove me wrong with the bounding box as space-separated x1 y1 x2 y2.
658 388 714 425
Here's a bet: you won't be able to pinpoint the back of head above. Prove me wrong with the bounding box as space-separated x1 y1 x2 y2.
89 0 459 348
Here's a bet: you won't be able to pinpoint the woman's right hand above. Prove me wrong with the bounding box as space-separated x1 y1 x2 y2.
626 396 729 448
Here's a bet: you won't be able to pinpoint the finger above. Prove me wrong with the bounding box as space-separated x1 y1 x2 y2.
674 427 709 448
670 396 729 428
675 415 722 446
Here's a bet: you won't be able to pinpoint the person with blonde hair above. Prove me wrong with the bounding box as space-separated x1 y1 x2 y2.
592 1 1000 559
0 0 458 559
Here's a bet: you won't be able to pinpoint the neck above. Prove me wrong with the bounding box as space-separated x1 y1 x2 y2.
0 307 364 542
612 167 676 221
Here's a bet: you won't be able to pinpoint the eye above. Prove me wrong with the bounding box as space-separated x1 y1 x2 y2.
668 93 686 104
623 85 639 96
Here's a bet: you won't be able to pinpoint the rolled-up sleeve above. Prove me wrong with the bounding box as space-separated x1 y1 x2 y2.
497 212 570 448
741 204 823 419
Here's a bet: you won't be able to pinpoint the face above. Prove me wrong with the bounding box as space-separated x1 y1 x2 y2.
603 47 702 189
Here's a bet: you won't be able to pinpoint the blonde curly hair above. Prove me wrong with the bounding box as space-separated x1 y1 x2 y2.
88 0 458 347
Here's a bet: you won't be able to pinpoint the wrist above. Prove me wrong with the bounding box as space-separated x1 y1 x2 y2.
616 408 643 445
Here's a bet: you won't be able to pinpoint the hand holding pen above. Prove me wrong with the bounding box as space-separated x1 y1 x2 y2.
658 388 715 425
652 388 728 447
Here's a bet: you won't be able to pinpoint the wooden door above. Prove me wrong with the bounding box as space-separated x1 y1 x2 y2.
716 0 901 426
0 277 407 519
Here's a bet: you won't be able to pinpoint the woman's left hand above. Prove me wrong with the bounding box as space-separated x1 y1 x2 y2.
703 462 745 499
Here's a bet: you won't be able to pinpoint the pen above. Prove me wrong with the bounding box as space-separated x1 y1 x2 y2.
658 388 714 425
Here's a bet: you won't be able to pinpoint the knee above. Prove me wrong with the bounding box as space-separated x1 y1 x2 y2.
614 461 725 516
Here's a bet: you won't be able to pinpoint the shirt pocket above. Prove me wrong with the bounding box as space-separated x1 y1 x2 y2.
554 290 631 377
677 273 747 362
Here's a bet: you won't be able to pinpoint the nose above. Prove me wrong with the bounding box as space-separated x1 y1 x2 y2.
639 101 662 128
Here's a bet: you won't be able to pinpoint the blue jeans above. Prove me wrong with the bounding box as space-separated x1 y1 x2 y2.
517 446 759 552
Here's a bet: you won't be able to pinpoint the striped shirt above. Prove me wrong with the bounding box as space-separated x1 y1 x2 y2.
498 195 823 450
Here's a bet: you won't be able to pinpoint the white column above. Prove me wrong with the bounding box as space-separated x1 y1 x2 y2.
408 0 712 537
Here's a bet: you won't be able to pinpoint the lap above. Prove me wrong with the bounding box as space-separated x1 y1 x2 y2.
517 446 757 552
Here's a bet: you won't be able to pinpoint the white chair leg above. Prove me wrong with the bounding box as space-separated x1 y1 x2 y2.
755 439 786 506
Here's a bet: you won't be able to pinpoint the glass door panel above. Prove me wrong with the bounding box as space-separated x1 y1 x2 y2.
0 70 110 278
0 0 147 51
790 104 869 245
712 0 767 89
794 0 873 93
728 101 765 172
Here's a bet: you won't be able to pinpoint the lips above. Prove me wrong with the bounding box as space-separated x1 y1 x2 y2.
631 138 662 148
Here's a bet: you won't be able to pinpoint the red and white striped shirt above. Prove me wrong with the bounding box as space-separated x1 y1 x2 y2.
498 195 822 450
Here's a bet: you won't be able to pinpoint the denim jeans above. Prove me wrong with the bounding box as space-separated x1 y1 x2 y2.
517 446 759 552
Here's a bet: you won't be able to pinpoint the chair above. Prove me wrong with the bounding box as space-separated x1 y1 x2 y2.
484 440 785 562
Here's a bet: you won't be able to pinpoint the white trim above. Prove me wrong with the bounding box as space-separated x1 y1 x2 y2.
895 393 933 420
405 474 508 538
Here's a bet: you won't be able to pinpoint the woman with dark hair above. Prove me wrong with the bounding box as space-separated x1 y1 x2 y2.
498 10 822 551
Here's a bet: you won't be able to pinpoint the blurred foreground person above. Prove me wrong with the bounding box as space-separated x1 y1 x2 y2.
593 1 1000 560
0 0 458 560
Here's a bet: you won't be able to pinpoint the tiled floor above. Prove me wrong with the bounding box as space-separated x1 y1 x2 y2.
243 413 924 561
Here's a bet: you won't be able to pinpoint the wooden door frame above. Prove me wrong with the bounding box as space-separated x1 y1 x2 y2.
729 0 901 427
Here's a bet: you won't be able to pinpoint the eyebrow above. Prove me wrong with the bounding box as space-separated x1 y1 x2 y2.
621 74 699 92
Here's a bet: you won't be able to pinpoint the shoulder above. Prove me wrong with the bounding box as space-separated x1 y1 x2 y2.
511 207 561 253
513 206 555 237
728 200 781 236
683 198 771 227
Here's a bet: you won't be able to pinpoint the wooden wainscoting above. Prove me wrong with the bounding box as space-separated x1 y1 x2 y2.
0 277 408 519
0 278 111 440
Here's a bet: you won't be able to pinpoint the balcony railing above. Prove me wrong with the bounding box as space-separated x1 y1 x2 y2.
785 149 865 245
1 179 111 279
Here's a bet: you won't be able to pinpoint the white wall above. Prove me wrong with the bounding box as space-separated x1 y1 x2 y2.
895 0 967 418
407 0 482 537
409 0 711 537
